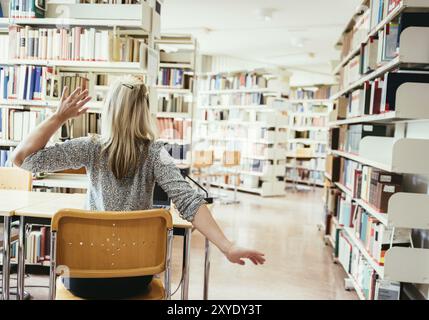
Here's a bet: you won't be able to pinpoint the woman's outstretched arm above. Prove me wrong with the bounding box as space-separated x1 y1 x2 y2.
192 205 265 265
12 87 91 167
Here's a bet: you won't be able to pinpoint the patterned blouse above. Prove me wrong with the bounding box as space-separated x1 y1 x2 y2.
21 136 206 222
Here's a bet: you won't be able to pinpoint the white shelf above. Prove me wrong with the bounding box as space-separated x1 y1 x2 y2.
205 137 277 144
353 198 388 226
0 139 19 147
156 112 191 119
286 153 326 159
159 62 193 69
5 59 146 73
288 111 329 117
7 17 147 29
287 138 327 144
155 87 192 95
32 174 88 189
286 179 324 187
288 99 332 104
286 165 324 172
199 88 278 95
282 126 328 131
334 182 353 198
158 139 191 145
198 105 273 111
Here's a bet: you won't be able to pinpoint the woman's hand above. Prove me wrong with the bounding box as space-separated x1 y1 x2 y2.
224 244 266 266
54 87 92 123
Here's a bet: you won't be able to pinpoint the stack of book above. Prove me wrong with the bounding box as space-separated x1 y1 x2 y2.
11 226 51 265
0 65 58 101
337 124 388 154
157 68 193 89
8 26 147 62
290 86 332 100
202 72 268 91
60 113 101 140
200 92 267 107
0 148 13 167
157 95 190 114
352 207 410 265
1 109 47 141
9 0 45 18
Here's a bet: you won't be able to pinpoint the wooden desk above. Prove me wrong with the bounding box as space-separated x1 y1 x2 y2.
3 191 193 300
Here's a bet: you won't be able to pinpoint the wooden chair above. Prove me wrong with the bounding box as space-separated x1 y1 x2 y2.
49 208 174 300
0 167 32 191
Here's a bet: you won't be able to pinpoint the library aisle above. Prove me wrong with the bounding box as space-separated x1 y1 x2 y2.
20 190 356 300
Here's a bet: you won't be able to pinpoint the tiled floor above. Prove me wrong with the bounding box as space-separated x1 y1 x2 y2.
14 188 356 300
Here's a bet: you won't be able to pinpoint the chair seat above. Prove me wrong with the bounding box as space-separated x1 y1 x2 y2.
0 224 19 248
55 277 165 300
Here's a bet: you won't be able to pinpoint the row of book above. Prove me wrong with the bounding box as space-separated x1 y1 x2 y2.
288 102 329 114
1 109 47 142
352 207 409 265
156 118 192 142
157 68 193 89
201 73 269 91
241 159 272 174
339 0 401 62
287 143 326 155
200 92 270 107
8 26 147 62
340 71 429 120
287 115 327 127
163 143 191 161
286 169 324 185
11 227 51 265
287 158 326 172
157 95 190 114
340 22 398 90
0 147 13 167
290 86 332 100
0 65 57 101
332 124 389 155
8 0 45 18
61 113 101 140
338 232 401 300
292 130 328 141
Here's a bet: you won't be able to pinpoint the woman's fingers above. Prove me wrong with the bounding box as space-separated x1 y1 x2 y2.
66 87 82 104
76 95 92 109
60 86 69 103
71 89 89 106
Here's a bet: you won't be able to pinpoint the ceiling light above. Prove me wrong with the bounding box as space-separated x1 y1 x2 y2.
256 8 275 21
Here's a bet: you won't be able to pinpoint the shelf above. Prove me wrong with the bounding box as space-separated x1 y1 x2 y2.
199 88 278 95
158 139 191 145
342 227 385 278
198 105 272 110
5 59 146 73
0 139 19 147
156 112 191 119
7 17 148 29
334 0 429 75
282 126 328 131
288 111 329 117
288 99 332 104
286 179 324 187
205 137 277 144
286 165 325 172
286 153 326 159
159 62 193 69
353 198 388 226
287 138 327 144
0 99 104 112
334 182 353 198
32 174 88 189
155 87 192 95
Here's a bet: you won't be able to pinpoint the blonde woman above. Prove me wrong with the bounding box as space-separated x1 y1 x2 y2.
12 76 265 299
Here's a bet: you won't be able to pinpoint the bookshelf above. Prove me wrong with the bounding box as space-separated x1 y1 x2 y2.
195 69 289 197
0 0 162 267
284 86 333 189
155 34 198 166
325 0 429 300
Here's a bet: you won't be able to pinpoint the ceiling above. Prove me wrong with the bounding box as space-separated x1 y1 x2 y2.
160 0 363 85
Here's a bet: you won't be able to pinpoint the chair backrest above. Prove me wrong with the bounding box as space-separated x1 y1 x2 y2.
222 151 241 167
51 209 173 279
0 167 32 191
193 150 214 169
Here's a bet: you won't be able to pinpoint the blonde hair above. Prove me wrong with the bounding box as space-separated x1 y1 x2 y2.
101 75 157 180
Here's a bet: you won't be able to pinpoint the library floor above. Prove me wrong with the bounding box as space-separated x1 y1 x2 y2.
14 188 357 300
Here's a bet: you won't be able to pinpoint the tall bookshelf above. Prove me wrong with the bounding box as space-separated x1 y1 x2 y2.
154 34 198 167
0 0 162 266
194 69 290 197
284 86 333 189
324 0 429 300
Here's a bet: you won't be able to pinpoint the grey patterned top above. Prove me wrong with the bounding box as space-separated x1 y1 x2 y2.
21 136 206 222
